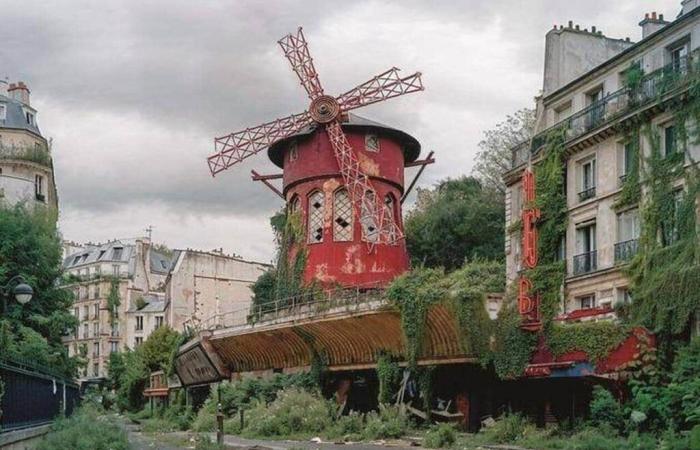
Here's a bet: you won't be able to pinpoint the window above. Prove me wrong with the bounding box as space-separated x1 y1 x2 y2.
93 303 99 318
616 209 640 262
579 158 596 201
83 305 89 318
574 223 597 274
26 112 34 126
93 322 99 337
586 86 603 105
98 250 106 260
83 323 89 339
669 41 689 73
360 190 380 243
112 264 120 277
333 189 353 241
579 294 596 310
93 363 99 377
135 337 143 347
72 256 81 265
155 316 164 328
662 189 684 246
365 133 380 152
307 191 324 243
34 175 45 202
585 86 605 129
620 140 637 183
112 247 123 260
110 342 118 353
384 194 399 242
289 195 300 214
111 323 119 337
554 101 572 122
94 285 100 300
663 124 679 157
617 288 632 306
512 186 523 215
135 315 144 332
289 142 298 162
0 104 6 120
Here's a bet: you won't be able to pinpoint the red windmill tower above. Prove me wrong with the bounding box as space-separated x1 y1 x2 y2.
207 28 430 287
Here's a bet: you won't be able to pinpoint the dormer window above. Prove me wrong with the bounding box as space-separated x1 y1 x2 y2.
365 133 380 152
112 247 123 260
0 104 6 121
26 112 34 126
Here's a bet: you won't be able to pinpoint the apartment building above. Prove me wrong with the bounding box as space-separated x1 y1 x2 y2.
505 2 700 325
62 238 171 380
0 80 58 211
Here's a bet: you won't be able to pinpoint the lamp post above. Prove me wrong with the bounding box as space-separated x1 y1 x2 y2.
1 275 34 313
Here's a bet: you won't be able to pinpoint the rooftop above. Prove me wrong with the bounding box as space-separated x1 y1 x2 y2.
0 93 41 137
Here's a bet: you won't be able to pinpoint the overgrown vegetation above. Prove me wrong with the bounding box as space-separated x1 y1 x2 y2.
0 205 79 377
404 177 505 271
37 405 129 450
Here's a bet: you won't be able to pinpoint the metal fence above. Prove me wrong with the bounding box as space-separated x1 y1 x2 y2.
0 357 80 432
188 281 388 332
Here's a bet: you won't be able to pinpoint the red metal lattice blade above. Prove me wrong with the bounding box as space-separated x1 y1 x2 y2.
207 111 313 176
325 120 403 246
336 67 423 111
278 27 324 100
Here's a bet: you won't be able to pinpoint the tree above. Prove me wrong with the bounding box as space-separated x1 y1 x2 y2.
404 177 504 271
0 204 78 376
472 108 535 194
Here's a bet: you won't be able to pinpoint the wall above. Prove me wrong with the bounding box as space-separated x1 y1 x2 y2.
167 251 268 331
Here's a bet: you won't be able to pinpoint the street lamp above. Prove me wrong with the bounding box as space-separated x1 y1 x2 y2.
1 275 34 312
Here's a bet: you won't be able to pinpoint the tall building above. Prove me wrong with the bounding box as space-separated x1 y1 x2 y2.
504 3 700 330
62 238 172 380
0 80 57 211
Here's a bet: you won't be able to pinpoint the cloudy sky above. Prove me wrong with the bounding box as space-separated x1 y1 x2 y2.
1 0 681 263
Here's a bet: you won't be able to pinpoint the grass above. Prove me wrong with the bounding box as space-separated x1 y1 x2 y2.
37 406 129 450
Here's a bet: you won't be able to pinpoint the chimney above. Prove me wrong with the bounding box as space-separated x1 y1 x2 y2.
639 11 669 39
7 81 30 106
0 78 8 96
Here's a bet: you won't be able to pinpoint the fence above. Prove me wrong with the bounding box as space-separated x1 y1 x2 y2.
0 357 80 432
188 281 388 332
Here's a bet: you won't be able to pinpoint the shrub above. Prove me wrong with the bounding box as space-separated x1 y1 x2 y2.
140 417 176 433
326 411 364 440
589 386 625 432
163 403 195 431
244 387 333 437
362 405 411 440
37 406 129 450
192 398 218 432
424 423 456 448
481 413 529 443
691 425 700 450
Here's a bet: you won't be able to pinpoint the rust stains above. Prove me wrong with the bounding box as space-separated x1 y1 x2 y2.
358 153 380 177
313 263 336 283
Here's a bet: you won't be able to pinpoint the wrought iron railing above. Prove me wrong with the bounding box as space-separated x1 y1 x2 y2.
573 250 598 275
511 54 695 169
190 281 388 332
614 239 639 263
0 143 52 167
578 186 596 202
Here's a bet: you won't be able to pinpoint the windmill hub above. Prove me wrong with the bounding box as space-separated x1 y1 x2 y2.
309 95 340 124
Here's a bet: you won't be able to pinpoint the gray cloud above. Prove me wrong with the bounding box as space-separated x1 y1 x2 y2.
0 0 684 260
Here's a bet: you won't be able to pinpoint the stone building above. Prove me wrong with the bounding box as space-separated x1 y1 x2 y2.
62 238 171 380
164 249 270 332
505 2 700 329
0 80 58 211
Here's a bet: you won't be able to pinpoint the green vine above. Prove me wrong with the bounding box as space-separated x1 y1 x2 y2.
376 351 401 405
417 365 436 419
614 127 642 209
548 322 628 363
107 277 120 326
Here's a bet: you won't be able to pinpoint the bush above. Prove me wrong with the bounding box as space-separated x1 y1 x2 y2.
481 413 529 443
362 405 411 440
163 403 195 431
141 417 176 433
589 386 625 432
424 423 456 448
192 399 217 432
326 411 364 441
692 425 700 450
244 387 333 437
37 406 129 450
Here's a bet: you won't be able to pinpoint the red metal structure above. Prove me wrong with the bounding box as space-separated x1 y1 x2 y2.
518 168 542 331
207 27 428 286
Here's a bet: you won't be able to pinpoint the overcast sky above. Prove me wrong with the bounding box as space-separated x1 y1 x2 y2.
1 0 682 263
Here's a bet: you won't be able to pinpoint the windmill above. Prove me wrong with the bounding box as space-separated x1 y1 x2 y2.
208 27 424 243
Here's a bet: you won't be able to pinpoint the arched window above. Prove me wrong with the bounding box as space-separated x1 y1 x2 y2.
384 193 399 244
289 142 298 162
333 189 353 241
360 190 379 243
365 133 380 152
307 191 324 243
289 195 300 214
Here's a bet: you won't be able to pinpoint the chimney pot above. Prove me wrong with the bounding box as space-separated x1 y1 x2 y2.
568 20 573 28
592 26 597 33
645 13 650 19
659 14 664 20
575 24 580 30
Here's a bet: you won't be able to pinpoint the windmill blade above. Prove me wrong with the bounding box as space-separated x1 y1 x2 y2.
325 120 403 245
278 27 324 100
208 111 313 176
336 68 423 111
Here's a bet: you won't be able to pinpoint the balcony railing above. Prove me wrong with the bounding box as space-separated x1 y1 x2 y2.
0 143 52 167
614 239 639 263
573 250 598 275
578 186 596 202
511 54 694 169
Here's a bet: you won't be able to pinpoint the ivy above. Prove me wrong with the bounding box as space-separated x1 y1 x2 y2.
491 302 537 379
376 351 401 405
548 322 628 363
417 365 436 419
614 127 642 209
107 277 120 326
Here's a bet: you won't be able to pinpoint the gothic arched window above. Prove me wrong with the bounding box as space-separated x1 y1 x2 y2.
307 191 324 243
333 189 353 241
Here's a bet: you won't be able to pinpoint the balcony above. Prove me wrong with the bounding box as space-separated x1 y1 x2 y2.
615 239 639 263
578 186 596 202
0 143 52 167
510 54 694 170
573 250 598 275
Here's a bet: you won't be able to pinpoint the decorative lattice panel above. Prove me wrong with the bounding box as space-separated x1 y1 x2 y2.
333 189 353 241
308 191 324 243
